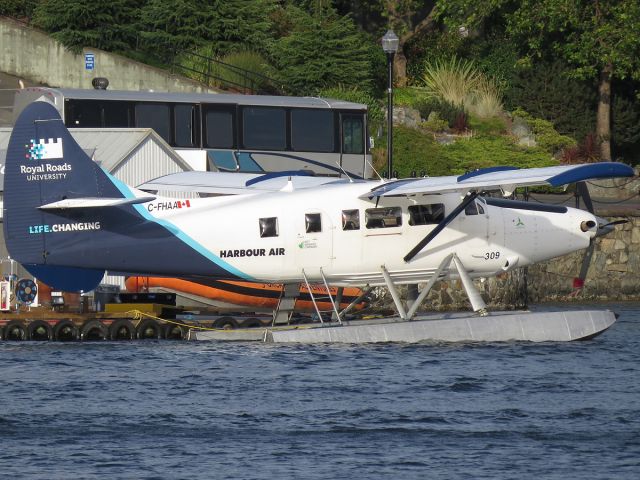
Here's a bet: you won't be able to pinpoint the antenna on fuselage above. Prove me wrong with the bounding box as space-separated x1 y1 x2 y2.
366 159 384 182
335 162 354 183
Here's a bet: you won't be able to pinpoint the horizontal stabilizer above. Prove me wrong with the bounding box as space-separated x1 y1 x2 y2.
39 196 156 210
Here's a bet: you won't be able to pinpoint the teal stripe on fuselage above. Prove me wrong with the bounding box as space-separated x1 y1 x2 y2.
105 170 254 281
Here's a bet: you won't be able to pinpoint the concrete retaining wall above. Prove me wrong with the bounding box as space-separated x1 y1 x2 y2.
0 16 215 93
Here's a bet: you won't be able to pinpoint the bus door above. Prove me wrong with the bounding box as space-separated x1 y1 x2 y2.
340 112 369 179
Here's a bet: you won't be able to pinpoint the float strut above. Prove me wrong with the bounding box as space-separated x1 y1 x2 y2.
452 254 488 315
381 265 407 320
405 254 454 320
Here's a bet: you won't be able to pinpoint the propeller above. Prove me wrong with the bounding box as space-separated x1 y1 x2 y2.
404 191 478 262
574 181 627 288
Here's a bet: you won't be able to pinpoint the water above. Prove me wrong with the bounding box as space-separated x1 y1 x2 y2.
1 303 640 480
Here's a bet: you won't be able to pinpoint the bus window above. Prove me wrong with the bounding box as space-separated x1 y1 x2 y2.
243 107 286 150
174 104 195 148
205 109 234 149
135 103 170 143
342 114 364 154
291 109 334 152
102 101 132 127
66 99 102 127
408 204 445 225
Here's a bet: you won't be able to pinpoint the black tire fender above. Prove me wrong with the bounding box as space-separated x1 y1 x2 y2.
81 320 108 341
213 316 238 330
240 317 263 328
27 320 53 341
136 318 163 339
109 319 136 340
164 321 188 340
53 320 79 341
3 320 27 341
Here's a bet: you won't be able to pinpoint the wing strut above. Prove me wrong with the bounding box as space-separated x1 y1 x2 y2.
404 191 479 263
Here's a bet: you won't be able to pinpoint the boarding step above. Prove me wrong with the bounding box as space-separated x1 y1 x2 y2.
273 283 299 325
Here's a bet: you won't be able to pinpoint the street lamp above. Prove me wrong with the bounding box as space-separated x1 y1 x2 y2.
382 29 399 179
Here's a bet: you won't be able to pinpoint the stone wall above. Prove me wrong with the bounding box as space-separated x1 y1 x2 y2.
0 16 215 93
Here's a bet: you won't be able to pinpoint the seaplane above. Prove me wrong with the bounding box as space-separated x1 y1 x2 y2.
3 100 635 342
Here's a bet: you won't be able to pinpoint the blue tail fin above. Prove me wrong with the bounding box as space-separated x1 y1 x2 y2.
4 101 249 291
4 101 124 291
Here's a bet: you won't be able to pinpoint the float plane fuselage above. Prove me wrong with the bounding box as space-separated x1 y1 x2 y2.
3 101 635 294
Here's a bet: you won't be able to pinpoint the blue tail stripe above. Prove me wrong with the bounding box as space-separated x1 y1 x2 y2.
105 170 254 281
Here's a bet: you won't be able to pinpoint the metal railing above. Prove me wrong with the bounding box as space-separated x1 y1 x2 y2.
168 49 285 96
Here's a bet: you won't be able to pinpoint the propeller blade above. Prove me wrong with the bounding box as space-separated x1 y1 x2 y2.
576 181 594 213
404 191 478 263
596 218 628 237
576 239 596 285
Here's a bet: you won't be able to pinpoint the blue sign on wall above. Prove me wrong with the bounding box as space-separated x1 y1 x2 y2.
85 53 95 71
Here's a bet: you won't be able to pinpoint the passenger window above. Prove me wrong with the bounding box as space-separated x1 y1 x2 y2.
205 109 235 149
342 209 360 230
259 217 278 238
408 204 445 225
135 103 170 143
291 109 334 152
365 207 402 229
305 213 322 233
243 107 286 150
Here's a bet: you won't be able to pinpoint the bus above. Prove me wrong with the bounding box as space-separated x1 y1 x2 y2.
13 88 372 178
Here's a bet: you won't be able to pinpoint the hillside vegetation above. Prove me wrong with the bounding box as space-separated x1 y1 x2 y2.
2 0 638 175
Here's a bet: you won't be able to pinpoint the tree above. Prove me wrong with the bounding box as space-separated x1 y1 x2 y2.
437 0 640 161
32 0 140 53
138 0 276 62
268 5 381 95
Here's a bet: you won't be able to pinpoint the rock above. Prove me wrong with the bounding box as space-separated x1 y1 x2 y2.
392 106 422 129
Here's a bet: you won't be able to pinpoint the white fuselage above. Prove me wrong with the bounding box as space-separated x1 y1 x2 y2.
139 181 596 286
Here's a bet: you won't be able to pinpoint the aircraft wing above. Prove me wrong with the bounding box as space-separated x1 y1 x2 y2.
363 163 635 198
138 171 346 195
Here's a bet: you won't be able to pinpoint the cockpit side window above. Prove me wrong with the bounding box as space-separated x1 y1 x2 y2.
408 204 445 225
465 201 479 216
465 200 485 216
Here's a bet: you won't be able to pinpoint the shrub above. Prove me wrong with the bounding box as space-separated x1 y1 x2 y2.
374 125 448 178
394 87 431 107
468 77 503 118
421 112 449 133
421 56 481 108
439 136 558 174
415 98 466 129
512 108 577 155
469 116 508 137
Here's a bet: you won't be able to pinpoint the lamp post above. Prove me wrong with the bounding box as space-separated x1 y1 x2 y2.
382 29 399 179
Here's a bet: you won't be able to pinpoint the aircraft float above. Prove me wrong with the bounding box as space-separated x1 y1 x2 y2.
3 101 635 342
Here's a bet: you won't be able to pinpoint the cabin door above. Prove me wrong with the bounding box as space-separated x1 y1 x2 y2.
294 209 333 279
